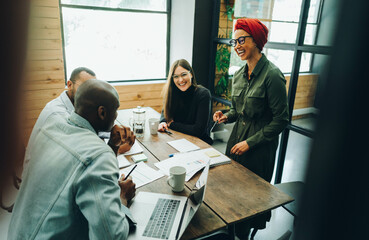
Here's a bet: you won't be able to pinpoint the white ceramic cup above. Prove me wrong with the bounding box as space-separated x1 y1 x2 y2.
167 166 186 192
149 118 160 135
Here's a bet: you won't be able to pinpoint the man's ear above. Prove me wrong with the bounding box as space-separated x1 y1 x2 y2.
97 106 106 120
67 80 73 91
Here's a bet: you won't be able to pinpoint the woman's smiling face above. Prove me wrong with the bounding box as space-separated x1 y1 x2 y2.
234 29 258 61
172 66 192 92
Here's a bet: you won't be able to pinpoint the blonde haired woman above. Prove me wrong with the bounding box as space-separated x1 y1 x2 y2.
158 59 213 145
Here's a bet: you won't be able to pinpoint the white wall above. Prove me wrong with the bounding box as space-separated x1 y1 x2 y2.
169 0 195 66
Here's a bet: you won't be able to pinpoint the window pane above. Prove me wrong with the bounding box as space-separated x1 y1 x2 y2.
300 52 312 72
234 0 302 22
264 48 294 73
303 24 317 45
271 0 302 22
62 7 167 81
293 54 331 130
307 0 321 24
268 22 298 43
61 0 167 11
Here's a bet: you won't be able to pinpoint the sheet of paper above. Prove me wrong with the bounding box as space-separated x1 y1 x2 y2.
123 141 144 155
99 132 110 139
155 152 208 181
167 138 200 153
117 154 131 168
119 162 164 188
103 139 143 156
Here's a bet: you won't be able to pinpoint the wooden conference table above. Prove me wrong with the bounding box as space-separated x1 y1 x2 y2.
116 107 293 240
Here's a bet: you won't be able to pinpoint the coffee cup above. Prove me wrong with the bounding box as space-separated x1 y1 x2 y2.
149 118 159 135
167 166 186 192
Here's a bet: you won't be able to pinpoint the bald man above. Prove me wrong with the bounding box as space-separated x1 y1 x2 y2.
24 67 97 168
9 80 136 239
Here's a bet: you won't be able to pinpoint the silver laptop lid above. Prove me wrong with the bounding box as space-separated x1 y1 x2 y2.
175 162 210 239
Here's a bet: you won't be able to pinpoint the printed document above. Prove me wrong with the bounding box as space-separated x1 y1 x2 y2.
119 162 164 188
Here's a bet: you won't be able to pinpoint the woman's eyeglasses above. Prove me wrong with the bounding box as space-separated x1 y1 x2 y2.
229 36 253 47
173 71 190 80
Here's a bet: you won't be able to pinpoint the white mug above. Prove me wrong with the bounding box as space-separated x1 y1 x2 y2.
167 166 186 192
149 118 160 135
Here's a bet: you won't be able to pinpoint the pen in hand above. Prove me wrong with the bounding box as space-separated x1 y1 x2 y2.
164 129 173 135
210 120 219 133
123 164 137 181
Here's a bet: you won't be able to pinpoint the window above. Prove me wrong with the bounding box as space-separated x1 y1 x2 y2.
60 0 169 82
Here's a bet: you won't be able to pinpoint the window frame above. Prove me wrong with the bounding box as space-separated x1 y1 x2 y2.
59 0 171 84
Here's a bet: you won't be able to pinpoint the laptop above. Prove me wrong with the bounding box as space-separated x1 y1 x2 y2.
128 162 210 240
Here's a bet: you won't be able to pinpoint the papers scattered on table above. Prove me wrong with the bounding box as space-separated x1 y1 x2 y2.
119 162 164 188
167 138 200 153
154 148 231 181
117 154 131 168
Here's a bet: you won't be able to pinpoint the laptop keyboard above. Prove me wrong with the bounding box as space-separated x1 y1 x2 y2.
143 198 180 239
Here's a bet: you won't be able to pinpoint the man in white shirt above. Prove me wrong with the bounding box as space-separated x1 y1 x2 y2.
24 67 96 167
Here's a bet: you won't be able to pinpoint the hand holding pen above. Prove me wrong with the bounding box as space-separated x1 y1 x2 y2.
158 122 173 135
123 164 137 180
213 111 228 124
119 165 137 206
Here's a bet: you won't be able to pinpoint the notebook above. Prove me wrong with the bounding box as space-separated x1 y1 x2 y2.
128 162 210 240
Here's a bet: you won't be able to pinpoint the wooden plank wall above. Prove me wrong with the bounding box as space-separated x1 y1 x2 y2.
23 0 164 145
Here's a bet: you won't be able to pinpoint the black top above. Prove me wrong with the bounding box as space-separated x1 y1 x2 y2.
160 85 213 145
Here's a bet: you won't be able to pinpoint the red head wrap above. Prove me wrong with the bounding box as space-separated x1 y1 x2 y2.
234 18 269 51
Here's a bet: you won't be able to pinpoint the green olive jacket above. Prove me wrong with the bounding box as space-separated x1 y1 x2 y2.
225 54 289 182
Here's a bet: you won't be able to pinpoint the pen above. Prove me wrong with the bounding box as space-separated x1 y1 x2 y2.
123 164 137 180
164 129 173 135
209 120 218 133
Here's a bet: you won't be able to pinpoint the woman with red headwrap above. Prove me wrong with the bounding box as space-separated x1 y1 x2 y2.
213 18 289 239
